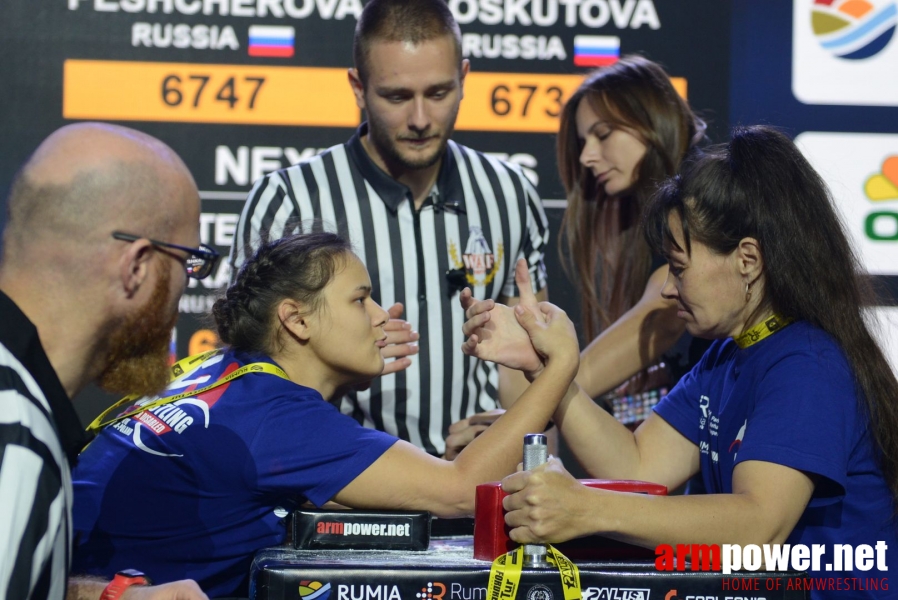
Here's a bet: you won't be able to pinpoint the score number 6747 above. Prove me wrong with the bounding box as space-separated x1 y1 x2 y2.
161 74 266 110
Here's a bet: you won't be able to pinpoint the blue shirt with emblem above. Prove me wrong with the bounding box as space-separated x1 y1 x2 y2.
655 321 896 598
72 349 397 597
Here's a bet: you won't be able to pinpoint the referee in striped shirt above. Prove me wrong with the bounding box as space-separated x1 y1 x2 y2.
0 124 206 600
229 0 549 458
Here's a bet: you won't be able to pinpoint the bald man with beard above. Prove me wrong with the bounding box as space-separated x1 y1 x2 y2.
0 123 210 600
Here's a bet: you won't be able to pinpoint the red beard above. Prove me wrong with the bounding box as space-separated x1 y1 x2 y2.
98 264 178 397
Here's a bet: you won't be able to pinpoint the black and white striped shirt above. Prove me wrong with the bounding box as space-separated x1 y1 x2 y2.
0 291 89 600
230 124 548 456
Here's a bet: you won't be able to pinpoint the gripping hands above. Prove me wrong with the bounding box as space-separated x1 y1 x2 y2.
460 259 578 380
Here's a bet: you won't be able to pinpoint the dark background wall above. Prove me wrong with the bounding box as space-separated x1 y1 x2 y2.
0 0 895 425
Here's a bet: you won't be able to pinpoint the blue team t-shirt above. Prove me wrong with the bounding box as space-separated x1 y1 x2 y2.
72 349 397 597
655 321 896 598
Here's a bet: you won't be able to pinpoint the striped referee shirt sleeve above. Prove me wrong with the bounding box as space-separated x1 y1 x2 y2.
229 172 292 284
0 347 70 600
504 164 549 298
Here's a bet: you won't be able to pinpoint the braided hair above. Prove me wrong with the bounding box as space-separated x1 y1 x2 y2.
212 231 352 355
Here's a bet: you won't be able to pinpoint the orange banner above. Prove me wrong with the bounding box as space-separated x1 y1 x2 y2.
63 60 360 127
457 72 685 133
63 60 685 133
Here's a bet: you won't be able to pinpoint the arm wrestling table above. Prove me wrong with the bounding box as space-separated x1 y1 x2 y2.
249 537 809 600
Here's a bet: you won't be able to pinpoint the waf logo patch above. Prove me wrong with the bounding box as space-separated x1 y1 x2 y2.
449 226 504 287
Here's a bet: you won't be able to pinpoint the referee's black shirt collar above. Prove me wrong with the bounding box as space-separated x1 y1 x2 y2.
346 122 463 213
0 290 90 465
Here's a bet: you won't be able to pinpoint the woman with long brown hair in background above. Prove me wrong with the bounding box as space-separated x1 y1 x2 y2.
559 54 708 417
453 56 709 457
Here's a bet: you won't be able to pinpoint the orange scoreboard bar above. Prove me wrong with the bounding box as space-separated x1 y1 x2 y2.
63 59 686 133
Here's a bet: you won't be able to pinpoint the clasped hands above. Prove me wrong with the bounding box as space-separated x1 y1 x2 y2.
452 260 588 543
460 258 569 380
379 258 568 379
442 259 579 460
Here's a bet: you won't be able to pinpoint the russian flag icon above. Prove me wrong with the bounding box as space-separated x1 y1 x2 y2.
573 35 620 67
248 25 295 58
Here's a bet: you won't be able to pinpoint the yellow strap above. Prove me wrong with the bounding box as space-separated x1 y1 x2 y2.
487 546 523 600
486 545 581 600
85 350 289 435
547 545 581 600
733 313 794 349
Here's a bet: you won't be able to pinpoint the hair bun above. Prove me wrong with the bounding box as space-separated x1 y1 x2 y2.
211 296 234 345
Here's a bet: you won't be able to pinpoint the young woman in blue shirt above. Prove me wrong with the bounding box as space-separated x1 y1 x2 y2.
72 232 579 597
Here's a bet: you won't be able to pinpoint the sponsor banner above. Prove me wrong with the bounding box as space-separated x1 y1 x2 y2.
794 132 898 275
250 541 808 600
792 0 898 106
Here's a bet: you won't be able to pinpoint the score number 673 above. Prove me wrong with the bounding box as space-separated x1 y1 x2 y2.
489 83 565 118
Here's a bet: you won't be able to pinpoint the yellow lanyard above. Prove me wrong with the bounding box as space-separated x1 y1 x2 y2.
487 545 581 600
733 314 794 349
85 349 289 435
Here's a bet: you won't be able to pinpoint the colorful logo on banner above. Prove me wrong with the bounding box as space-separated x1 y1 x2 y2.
299 581 332 600
573 35 620 67
794 0 898 105
865 155 898 200
811 0 897 59
864 155 898 241
416 582 447 600
794 132 898 273
248 25 295 58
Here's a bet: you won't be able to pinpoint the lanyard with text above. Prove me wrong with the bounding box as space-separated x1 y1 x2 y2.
733 314 794 349
487 545 582 600
85 349 289 436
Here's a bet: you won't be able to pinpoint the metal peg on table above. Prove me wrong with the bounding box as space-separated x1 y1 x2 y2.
522 433 549 568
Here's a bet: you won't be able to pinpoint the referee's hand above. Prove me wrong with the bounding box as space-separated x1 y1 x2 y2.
380 302 419 376
442 408 505 460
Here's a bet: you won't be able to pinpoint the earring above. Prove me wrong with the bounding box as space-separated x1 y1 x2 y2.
745 282 752 304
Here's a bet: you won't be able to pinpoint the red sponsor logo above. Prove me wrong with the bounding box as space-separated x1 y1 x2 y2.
135 411 171 435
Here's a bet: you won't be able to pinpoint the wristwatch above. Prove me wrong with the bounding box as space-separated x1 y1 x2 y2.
100 569 152 600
